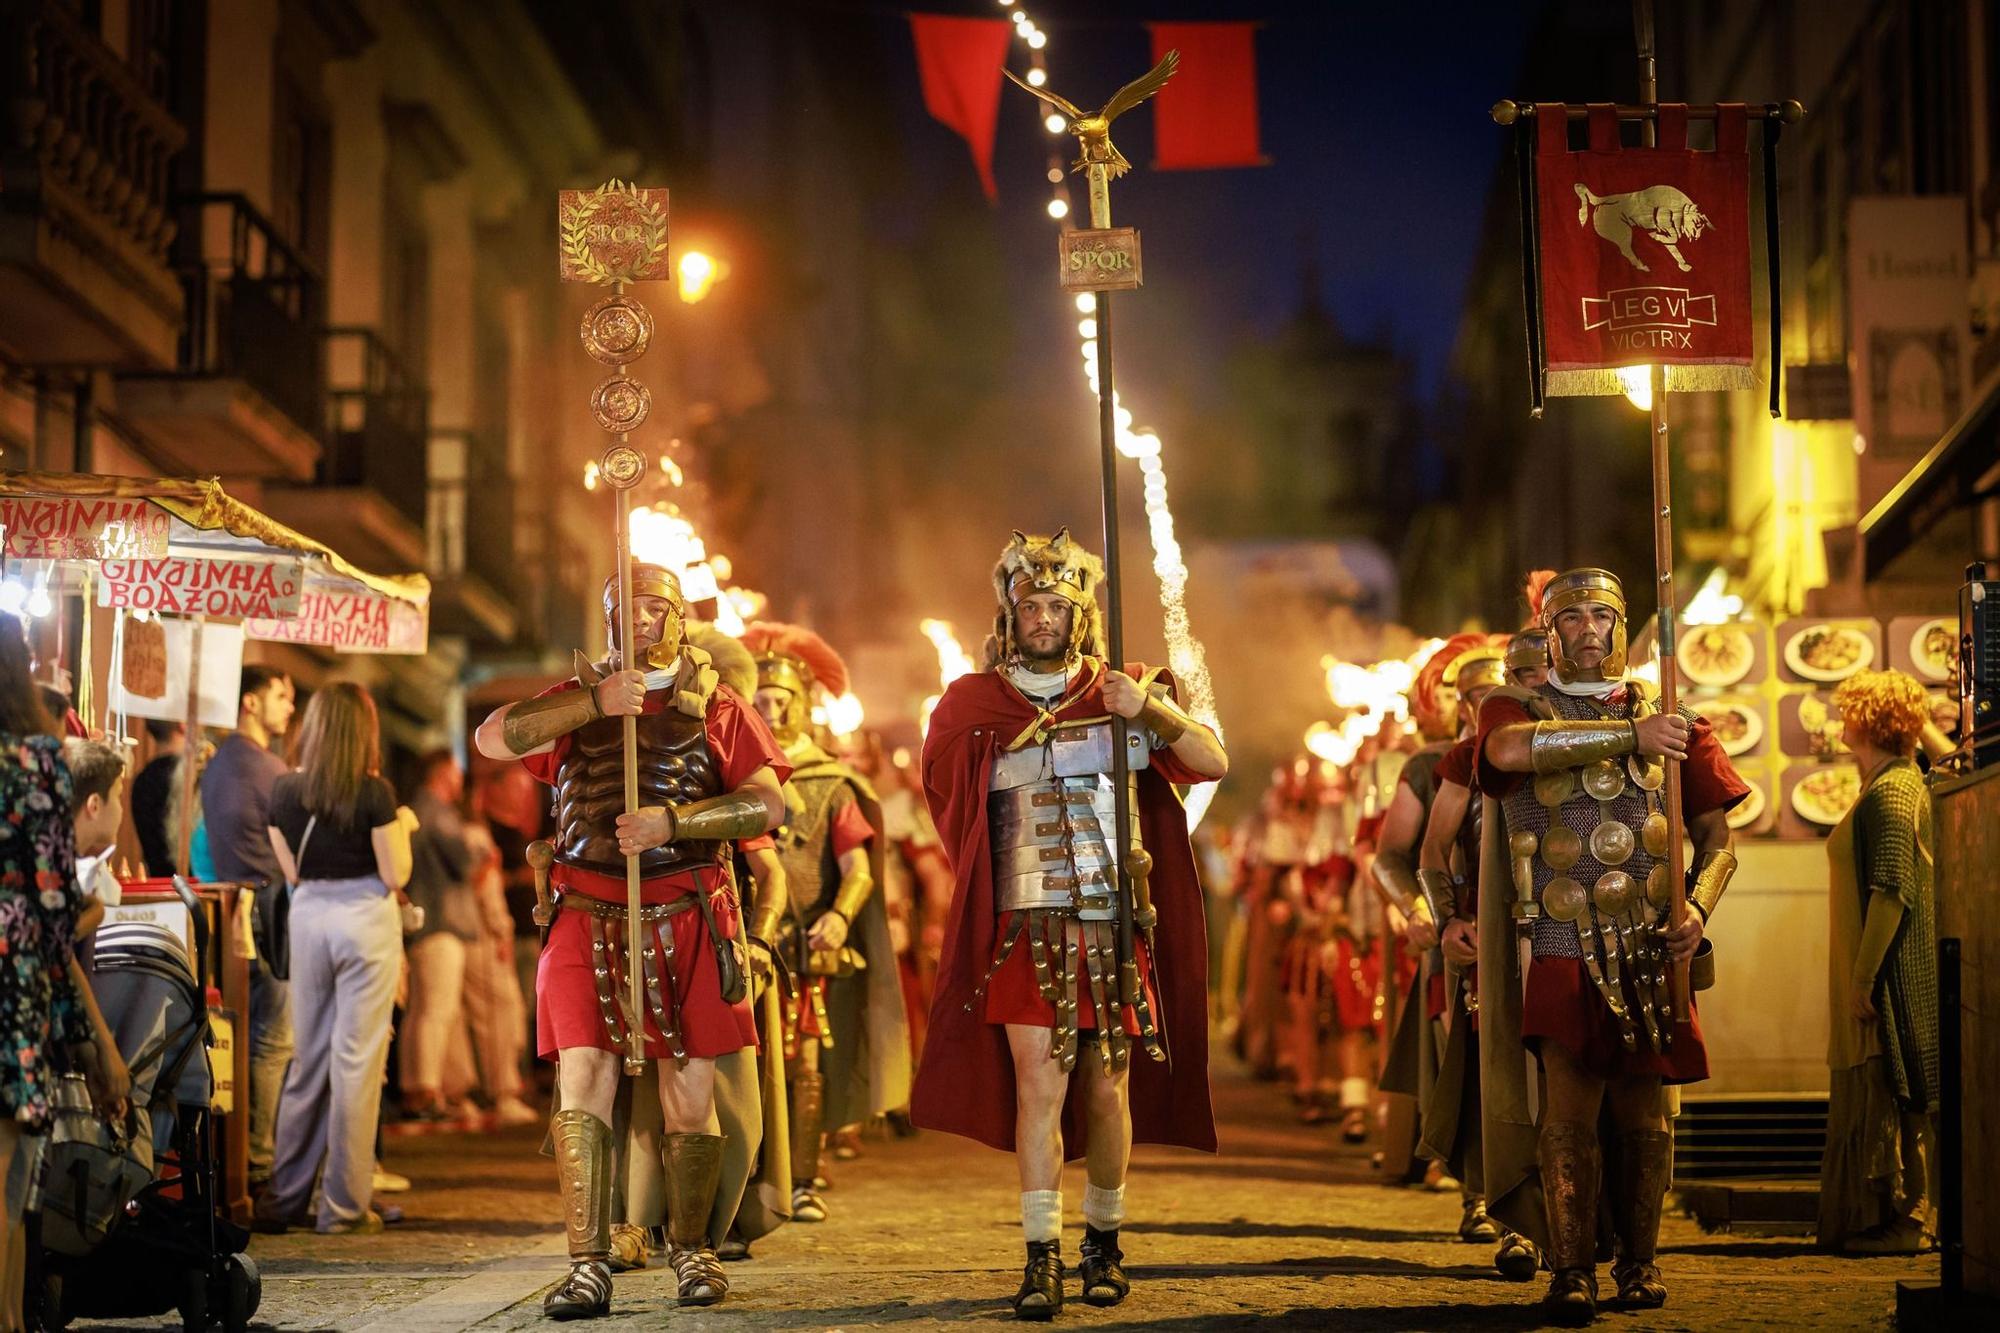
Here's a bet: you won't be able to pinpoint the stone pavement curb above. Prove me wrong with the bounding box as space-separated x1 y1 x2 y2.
345 1234 566 1333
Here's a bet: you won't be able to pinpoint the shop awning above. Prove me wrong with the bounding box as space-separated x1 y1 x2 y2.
1861 361 2000 582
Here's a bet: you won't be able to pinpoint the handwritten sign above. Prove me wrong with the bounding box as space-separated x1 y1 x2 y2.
121 616 169 699
1059 227 1143 293
106 618 244 728
0 495 170 561
244 579 428 654
97 557 306 620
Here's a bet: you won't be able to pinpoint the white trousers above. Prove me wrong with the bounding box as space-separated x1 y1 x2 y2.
453 934 526 1101
266 877 401 1228
400 932 466 1098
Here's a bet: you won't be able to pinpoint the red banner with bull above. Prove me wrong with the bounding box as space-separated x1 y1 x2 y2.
1535 103 1755 397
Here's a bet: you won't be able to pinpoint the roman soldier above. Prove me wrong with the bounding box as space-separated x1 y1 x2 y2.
1371 632 1490 1197
1474 568 1746 1324
914 530 1227 1321
739 622 911 1226
473 565 789 1317
1412 629 1546 1281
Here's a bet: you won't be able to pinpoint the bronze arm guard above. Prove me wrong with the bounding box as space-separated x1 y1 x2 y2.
1688 848 1738 923
662 790 772 844
830 859 877 924
1369 848 1421 916
1138 688 1192 744
500 685 601 755
1529 719 1638 773
1415 868 1460 925
746 861 786 944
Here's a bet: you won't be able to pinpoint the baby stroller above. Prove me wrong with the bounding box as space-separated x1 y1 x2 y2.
38 879 261 1333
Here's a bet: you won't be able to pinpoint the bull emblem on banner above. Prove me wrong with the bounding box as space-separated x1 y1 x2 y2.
1574 183 1710 273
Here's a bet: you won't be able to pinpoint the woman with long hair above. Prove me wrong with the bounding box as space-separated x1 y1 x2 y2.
1817 669 1939 1255
0 615 121 1329
256 681 416 1235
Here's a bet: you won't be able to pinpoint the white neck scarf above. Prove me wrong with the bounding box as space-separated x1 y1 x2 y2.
1005 661 1076 699
641 657 683 693
1547 667 1625 700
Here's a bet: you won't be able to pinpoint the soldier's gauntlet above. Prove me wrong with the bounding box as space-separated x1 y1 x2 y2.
1138 687 1192 744
831 860 876 924
500 686 602 755
1687 848 1738 923
1415 868 1460 926
1529 719 1638 773
1370 848 1421 916
746 866 786 944
663 790 773 844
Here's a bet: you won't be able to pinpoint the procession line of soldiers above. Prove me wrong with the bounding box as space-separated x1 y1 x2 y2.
475 534 1741 1326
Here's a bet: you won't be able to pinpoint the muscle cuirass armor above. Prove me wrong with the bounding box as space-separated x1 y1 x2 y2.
554 704 724 877
987 719 1150 921
1498 684 1686 1053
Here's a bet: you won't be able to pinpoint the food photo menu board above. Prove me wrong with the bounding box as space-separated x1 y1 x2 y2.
1669 612 1957 840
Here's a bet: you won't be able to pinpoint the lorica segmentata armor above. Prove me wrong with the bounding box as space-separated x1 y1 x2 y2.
554 704 724 878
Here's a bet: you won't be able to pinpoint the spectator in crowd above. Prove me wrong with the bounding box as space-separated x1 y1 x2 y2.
400 751 485 1120
257 682 415 1236
1819 669 1939 1255
0 618 125 1332
129 719 183 877
201 664 295 1189
450 803 536 1125
472 766 547 1068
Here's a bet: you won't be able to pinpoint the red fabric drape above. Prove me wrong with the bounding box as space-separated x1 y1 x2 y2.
1148 21 1265 170
908 15 1014 202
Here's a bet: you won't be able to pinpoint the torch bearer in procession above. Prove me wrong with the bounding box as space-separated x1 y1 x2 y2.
1007 51 1180 1065
1495 0 1800 1025
560 179 673 1074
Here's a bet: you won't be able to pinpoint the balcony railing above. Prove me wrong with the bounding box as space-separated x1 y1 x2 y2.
324 327 429 529
175 193 325 434
0 0 185 263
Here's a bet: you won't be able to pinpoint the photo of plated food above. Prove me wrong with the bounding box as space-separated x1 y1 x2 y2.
1908 617 1955 683
1680 622 1757 687
1699 698 1764 757
1782 622 1875 683
1791 765 1863 826
1793 693 1850 761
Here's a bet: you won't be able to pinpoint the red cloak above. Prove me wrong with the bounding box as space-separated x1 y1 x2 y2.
911 661 1218 1157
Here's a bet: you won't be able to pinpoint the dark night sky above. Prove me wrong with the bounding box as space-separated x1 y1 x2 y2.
865 0 1545 402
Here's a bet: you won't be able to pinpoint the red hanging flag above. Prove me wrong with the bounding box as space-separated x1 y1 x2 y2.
1534 103 1756 396
909 14 1014 203
1147 21 1265 170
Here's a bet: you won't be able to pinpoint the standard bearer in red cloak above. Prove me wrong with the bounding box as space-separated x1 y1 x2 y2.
913 529 1228 1321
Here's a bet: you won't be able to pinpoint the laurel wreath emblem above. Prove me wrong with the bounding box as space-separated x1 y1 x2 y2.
560 179 670 285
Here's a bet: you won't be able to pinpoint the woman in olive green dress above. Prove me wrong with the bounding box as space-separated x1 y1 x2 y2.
1817 669 1938 1254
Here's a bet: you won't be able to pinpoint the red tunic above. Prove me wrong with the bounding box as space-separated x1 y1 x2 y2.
522 683 789 1060
913 661 1218 1157
1475 685 1748 1083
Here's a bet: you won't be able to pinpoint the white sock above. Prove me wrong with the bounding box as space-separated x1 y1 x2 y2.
1340 1076 1371 1110
1020 1189 1063 1244
1082 1183 1126 1232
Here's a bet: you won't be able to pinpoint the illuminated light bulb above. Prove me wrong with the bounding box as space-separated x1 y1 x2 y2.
0 579 26 616
678 250 726 304
998 0 1014 7
24 582 51 619
1077 318 1097 338
1044 113 1065 134
1046 198 1069 220
1618 364 1652 412
711 554 733 581
1113 405 1133 431
1026 29 1047 48
1074 294 1094 313
1027 67 1048 87
1080 339 1097 359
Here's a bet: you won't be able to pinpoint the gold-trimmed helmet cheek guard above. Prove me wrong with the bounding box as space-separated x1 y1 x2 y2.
602 563 688 670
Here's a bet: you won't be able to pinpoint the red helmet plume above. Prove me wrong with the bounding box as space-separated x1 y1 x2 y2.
1522 569 1558 628
739 622 850 698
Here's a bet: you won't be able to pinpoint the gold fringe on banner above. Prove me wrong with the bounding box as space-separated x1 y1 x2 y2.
1543 365 1758 398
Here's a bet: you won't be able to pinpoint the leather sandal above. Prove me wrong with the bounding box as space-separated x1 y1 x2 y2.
1078 1226 1130 1307
1011 1240 1064 1321
542 1259 612 1321
1542 1268 1598 1326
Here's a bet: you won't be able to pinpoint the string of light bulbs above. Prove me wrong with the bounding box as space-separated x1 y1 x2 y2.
997 0 1226 828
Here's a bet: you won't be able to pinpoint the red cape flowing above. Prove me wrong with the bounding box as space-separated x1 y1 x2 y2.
911 662 1218 1157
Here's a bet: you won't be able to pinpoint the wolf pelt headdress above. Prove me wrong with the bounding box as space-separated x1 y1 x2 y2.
983 527 1107 669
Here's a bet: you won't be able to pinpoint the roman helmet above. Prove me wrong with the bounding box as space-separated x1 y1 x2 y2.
602 562 687 671
740 622 850 747
1540 566 1629 679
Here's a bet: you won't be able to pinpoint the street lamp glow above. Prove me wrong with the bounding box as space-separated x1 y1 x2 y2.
1046 198 1069 220
1044 113 1065 134
1026 67 1048 87
678 250 725 304
1026 29 1047 49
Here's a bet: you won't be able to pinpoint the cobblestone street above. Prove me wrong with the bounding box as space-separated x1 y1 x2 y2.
61 1061 1932 1332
